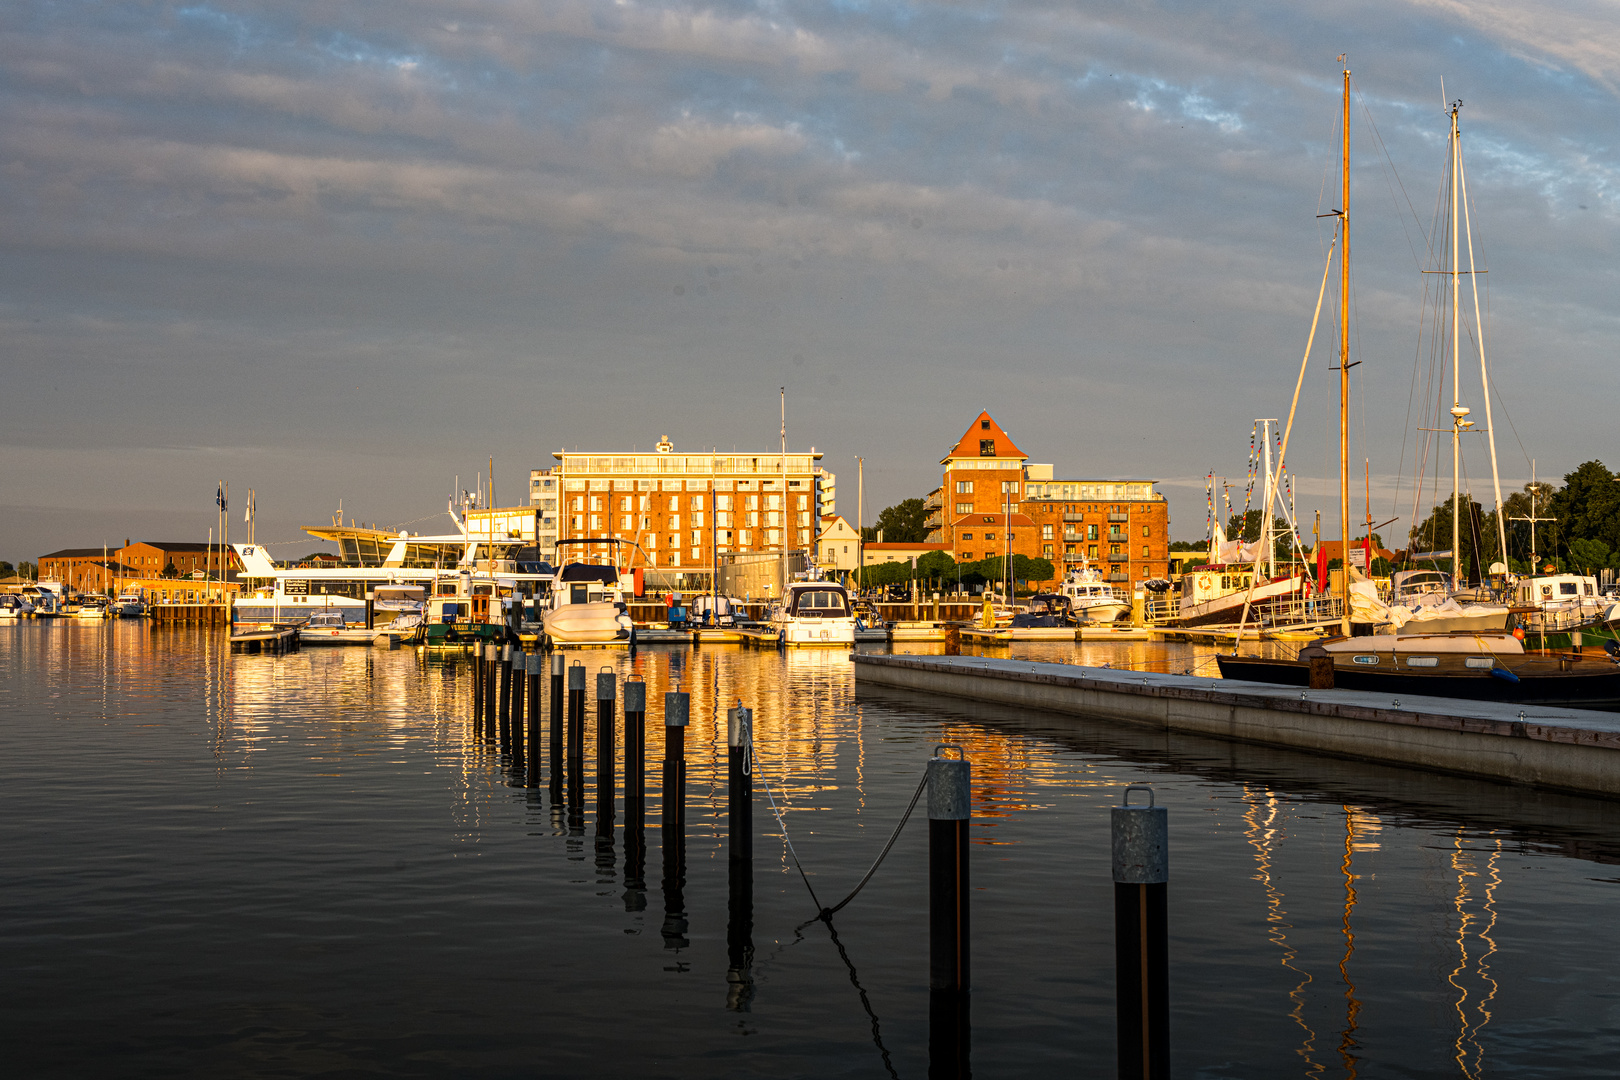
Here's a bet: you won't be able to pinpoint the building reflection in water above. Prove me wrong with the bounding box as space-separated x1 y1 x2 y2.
1241 786 1323 1074
1450 829 1502 1079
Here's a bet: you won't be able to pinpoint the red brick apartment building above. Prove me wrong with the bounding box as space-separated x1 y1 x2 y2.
924 412 1170 587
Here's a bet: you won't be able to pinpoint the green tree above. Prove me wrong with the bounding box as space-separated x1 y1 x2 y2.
0 560 13 578
1566 538 1617 574
1409 497 1494 579
916 549 955 585
161 559 179 579
863 498 931 543
1169 540 1205 552
18 561 36 580
1550 460 1620 554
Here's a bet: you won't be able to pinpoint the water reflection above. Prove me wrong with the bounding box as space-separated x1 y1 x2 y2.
7 624 1620 1077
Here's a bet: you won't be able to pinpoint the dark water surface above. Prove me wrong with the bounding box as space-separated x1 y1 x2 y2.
4 621 1620 1078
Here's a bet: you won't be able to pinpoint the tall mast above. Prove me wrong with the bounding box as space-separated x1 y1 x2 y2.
1338 63 1352 633
856 455 864 590
1450 101 1464 587
780 387 788 596
1260 418 1276 579
1457 120 1508 572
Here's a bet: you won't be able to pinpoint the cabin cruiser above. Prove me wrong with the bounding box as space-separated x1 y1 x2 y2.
76 595 110 619
1177 565 1308 628
0 594 32 618
1010 594 1072 628
543 540 635 645
298 608 392 646
20 583 65 617
769 580 856 647
1508 571 1612 648
1056 565 1130 623
113 590 149 617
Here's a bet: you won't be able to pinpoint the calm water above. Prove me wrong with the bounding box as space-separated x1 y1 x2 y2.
4 621 1620 1078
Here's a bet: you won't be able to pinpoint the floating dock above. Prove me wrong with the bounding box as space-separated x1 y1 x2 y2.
854 653 1620 799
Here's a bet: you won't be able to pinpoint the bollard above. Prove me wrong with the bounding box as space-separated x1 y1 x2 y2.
662 691 688 834
727 704 752 862
726 846 755 1012
510 651 525 758
661 690 690 950
498 644 513 749
1302 644 1334 690
567 661 586 773
549 653 565 792
1113 784 1169 1080
596 668 617 828
928 745 970 994
944 623 962 656
472 644 485 724
525 654 542 786
483 643 498 741
624 678 646 830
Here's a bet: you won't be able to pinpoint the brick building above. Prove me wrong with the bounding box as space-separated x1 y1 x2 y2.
117 541 239 580
924 412 1171 587
37 549 134 593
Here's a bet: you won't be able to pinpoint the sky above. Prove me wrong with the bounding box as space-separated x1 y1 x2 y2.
4 0 1617 564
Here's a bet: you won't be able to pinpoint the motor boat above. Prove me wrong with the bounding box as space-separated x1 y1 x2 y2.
113 591 149 617
0 594 32 618
768 580 856 647
298 608 392 646
1056 565 1131 623
76 595 110 619
542 540 635 646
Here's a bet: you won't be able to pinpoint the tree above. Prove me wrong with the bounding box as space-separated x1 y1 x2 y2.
161 559 179 579
1566 538 1618 574
916 550 955 585
1168 540 1205 552
864 498 931 543
1550 460 1620 555
1409 497 1493 580
18 561 35 580
0 561 13 578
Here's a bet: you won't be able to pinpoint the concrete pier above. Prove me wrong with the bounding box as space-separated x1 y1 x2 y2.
854 654 1620 799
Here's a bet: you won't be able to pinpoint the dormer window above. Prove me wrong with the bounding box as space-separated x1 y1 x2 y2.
980 419 990 430
979 439 996 456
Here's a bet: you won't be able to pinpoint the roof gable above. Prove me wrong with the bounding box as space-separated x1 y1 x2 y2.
942 411 1027 464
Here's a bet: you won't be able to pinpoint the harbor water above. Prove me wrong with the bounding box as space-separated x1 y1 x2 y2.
4 620 1620 1077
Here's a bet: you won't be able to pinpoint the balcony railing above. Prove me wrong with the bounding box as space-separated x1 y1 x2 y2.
924 492 943 510
1063 513 1083 523
924 513 942 530
1107 552 1128 562
1108 572 1129 582
1108 513 1129 523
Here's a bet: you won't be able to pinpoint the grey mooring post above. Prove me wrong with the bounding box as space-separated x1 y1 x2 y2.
524 654 541 784
624 678 646 830
662 691 688 834
483 644 498 741
928 745 971 994
549 653 565 792
727 704 753 862
498 644 513 748
1113 784 1169 1080
596 668 617 827
567 661 586 778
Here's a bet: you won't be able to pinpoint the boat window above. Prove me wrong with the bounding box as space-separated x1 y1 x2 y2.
1561 583 1578 596
1405 657 1438 668
1585 583 1595 596
1351 655 1378 665
1464 657 1494 669
1541 586 1552 597
570 584 589 605
792 589 848 616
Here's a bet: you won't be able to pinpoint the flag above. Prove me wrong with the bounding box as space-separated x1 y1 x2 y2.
216 484 227 512
244 491 254 523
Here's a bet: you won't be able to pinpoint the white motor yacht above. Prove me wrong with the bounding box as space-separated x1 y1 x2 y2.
769 580 856 647
1056 565 1131 623
298 608 391 646
76 595 110 619
113 591 148 617
543 541 635 645
0 594 32 618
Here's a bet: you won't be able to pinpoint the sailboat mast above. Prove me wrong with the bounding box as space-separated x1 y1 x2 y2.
1457 130 1508 570
1338 64 1352 633
1260 418 1276 579
780 387 788 596
1450 102 1463 587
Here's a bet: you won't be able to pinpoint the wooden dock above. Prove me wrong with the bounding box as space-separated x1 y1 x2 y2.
151 603 230 627
229 627 298 654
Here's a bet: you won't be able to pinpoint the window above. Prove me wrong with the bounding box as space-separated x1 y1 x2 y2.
590 496 603 512
1088 545 1098 557
1041 525 1053 540
641 515 651 529
670 515 681 530
620 496 631 511
1002 480 1019 493
981 419 990 430
589 514 601 530
693 512 705 528
767 529 780 545
668 535 679 551
985 532 997 541
956 481 974 494
1351 655 1379 665
1406 656 1439 667
766 511 780 527
716 495 732 511
961 552 973 560
979 439 996 456
1464 656 1494 669
1561 582 1578 595
1088 524 1098 540
962 533 974 541
1143 525 1151 538
747 495 759 510
956 502 973 515
767 494 781 510
1142 545 1149 557
571 496 584 511
799 529 810 544
740 530 752 545
797 495 808 510
621 515 633 530
668 496 679 512
1043 545 1053 558
748 511 759 527
691 531 702 546
717 512 731 527
645 534 656 548
670 551 680 567
638 495 650 511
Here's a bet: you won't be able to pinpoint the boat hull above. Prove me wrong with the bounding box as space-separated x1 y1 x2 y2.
299 627 392 646
544 603 632 645
1215 654 1620 708
772 617 856 647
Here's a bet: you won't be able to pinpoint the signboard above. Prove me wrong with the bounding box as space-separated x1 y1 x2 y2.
1347 548 1367 568
285 580 310 595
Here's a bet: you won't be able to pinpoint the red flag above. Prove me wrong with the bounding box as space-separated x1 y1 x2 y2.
1316 543 1329 593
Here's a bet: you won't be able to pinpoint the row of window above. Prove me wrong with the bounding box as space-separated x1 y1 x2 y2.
572 493 810 513
954 480 1022 494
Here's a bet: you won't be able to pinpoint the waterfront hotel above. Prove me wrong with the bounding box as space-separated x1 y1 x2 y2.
926 412 1170 586
538 437 833 590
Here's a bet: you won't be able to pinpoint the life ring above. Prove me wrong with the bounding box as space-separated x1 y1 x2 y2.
1197 574 1213 590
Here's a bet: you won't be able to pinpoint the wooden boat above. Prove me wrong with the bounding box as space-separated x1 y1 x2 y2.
1216 632 1620 708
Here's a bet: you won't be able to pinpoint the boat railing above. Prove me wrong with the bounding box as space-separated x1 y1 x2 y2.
1143 595 1180 624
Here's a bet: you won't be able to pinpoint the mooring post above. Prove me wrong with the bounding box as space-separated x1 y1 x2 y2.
472 644 484 724
624 678 646 830
928 745 971 994
523 654 541 780
498 645 513 751
661 689 690 950
596 668 617 827
944 623 961 656
483 643 498 741
1113 784 1169 1080
662 690 688 834
727 704 752 862
549 653 565 793
567 661 586 776
726 842 755 1012
510 650 525 758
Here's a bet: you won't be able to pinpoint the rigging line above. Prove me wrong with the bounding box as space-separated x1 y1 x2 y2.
822 916 903 1080
1353 75 1430 272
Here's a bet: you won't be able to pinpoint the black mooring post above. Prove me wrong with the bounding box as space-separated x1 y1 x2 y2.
483 643 498 742
727 704 752 862
596 668 617 828
661 689 690 950
1113 784 1169 1080
929 985 971 1080
510 651 525 760
472 644 484 723
524 654 541 786
662 690 688 835
549 653 564 793
498 645 513 751
567 661 586 774
928 745 970 993
622 677 647 913
726 843 755 1012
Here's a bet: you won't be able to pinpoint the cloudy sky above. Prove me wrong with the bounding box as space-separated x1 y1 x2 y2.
4 0 1616 562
